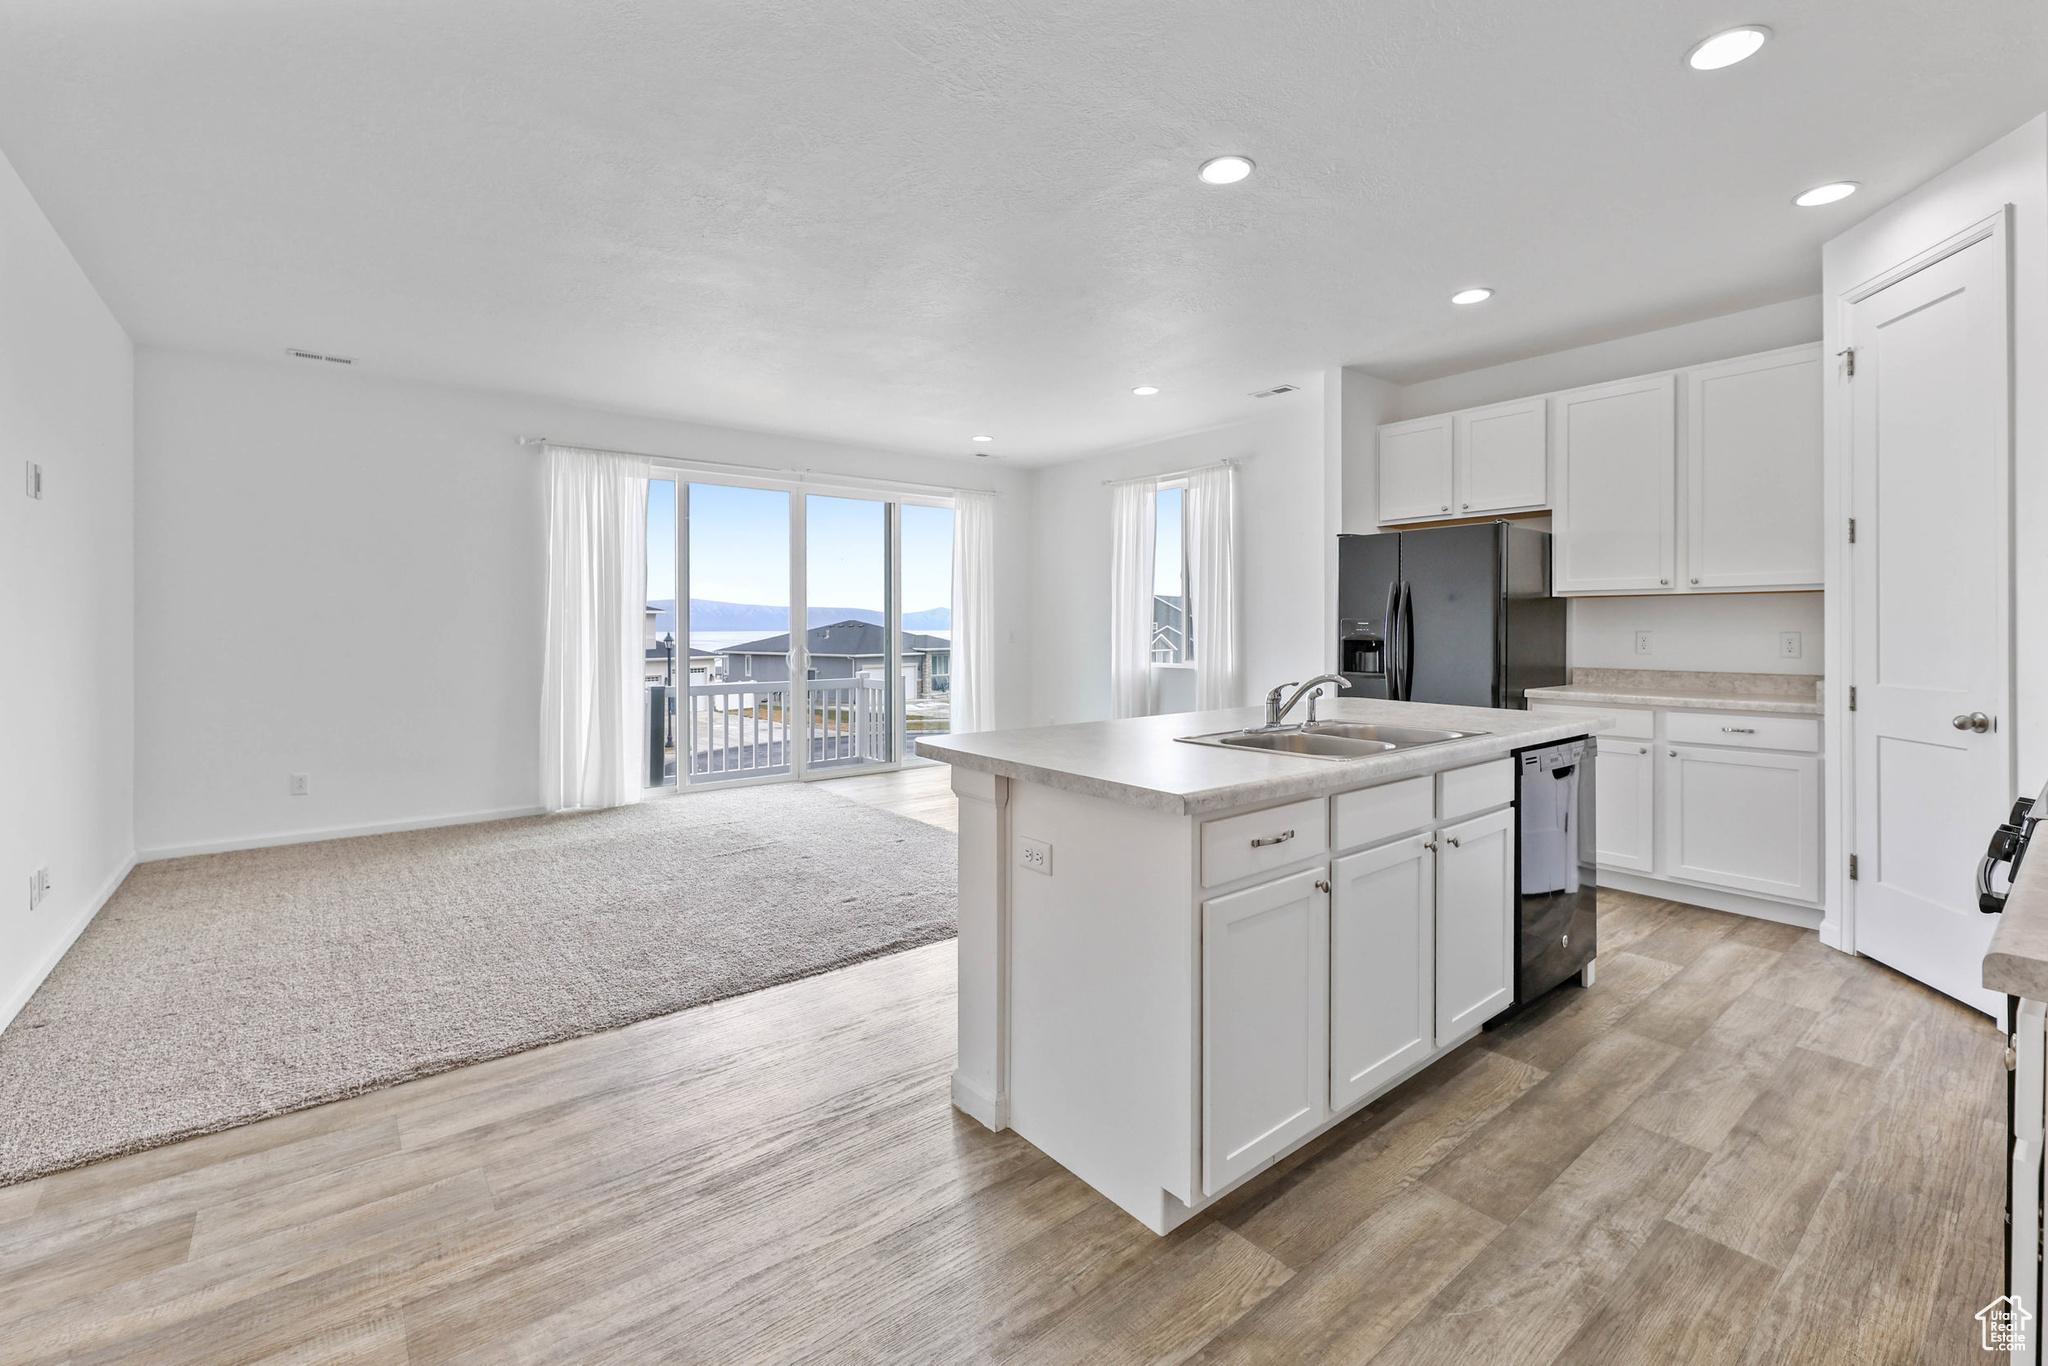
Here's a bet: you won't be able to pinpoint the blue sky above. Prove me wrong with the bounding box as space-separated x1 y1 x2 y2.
647 481 953 613
1156 486 1183 596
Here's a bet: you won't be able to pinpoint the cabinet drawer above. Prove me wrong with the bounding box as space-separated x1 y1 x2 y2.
1527 701 1652 740
1331 776 1435 851
1202 797 1330 888
1438 759 1514 821
1666 711 1819 753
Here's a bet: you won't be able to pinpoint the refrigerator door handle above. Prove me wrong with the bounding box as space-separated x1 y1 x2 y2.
1398 580 1415 700
1384 582 1403 700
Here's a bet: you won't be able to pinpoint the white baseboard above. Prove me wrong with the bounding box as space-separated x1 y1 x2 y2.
950 1071 1009 1132
1598 868 1825 930
137 805 546 863
0 851 136 1037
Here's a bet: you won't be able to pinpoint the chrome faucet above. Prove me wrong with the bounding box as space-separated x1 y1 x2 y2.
1265 674 1352 727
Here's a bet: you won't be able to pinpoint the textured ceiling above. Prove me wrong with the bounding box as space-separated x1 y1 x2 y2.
0 1 2043 463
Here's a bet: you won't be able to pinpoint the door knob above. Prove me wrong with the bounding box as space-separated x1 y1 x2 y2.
1954 712 1993 734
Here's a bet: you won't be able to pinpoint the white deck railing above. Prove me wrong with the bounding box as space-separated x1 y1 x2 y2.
677 677 889 780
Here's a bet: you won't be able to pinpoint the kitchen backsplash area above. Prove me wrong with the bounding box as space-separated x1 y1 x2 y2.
1567 591 1823 676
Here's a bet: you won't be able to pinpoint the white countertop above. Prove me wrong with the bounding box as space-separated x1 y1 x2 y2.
1987 842 2048 998
1525 669 1823 717
915 699 1608 816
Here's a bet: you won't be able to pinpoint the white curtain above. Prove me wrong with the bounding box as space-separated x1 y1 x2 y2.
949 490 997 734
1186 462 1240 711
539 445 651 812
1109 475 1157 719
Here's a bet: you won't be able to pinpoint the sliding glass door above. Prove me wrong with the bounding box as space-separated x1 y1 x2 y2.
644 475 952 789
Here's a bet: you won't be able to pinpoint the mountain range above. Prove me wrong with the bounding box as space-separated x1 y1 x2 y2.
649 599 950 634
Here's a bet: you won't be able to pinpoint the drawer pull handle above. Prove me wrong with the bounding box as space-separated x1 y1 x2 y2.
1721 726 1756 734
1251 830 1295 848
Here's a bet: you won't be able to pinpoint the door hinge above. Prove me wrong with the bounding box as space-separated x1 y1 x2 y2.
1847 517 1856 544
1848 854 1859 881
1837 346 1856 377
1848 686 1857 711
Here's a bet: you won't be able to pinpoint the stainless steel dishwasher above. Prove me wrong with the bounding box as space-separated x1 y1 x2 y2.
1511 736 1598 1011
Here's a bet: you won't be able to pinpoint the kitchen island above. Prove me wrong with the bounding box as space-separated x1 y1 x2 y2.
916 697 1605 1233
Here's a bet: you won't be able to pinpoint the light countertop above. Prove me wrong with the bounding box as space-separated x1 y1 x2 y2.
915 698 1607 816
1986 845 2048 998
1525 668 1824 717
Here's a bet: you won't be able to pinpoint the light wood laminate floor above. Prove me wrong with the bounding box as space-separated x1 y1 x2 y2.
0 885 2003 1364
819 762 959 832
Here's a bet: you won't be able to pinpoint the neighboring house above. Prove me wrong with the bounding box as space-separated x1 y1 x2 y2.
1153 593 1187 664
718 619 952 696
644 605 678 686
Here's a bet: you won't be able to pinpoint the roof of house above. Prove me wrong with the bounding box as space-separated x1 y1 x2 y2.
721 619 950 656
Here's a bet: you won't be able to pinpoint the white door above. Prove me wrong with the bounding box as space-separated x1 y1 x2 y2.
1685 346 1824 590
1434 807 1515 1038
1848 226 2012 1016
1329 835 1434 1111
1594 735 1656 872
1454 397 1549 515
1377 415 1454 523
1662 745 1821 902
1202 867 1328 1194
1551 373 1678 593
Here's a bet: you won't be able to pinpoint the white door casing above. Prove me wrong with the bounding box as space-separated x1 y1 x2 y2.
1329 835 1435 1111
1846 216 2013 1017
1201 867 1329 1194
1434 806 1515 1038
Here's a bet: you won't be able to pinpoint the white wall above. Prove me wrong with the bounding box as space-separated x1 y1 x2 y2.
1029 380 1328 725
1570 593 1823 676
0 150 135 1032
134 348 1034 858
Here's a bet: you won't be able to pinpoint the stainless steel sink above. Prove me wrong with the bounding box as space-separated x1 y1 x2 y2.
1176 722 1486 761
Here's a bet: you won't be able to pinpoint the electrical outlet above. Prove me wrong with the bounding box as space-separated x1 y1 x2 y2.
1019 837 1052 876
289 773 311 796
27 867 49 911
1780 631 1803 659
1634 631 1653 656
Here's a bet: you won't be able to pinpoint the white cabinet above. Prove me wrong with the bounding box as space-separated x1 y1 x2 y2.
1593 735 1655 872
1454 397 1549 515
1377 414 1455 523
1329 834 1435 1110
1378 402 1547 525
1433 806 1516 1038
1685 346 1824 589
1551 373 1678 593
1660 744 1821 903
1201 867 1328 1195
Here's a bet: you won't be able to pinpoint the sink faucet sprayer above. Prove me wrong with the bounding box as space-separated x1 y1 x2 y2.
1265 675 1352 728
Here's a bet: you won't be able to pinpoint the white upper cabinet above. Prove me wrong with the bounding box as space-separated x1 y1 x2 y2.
1551 373 1678 593
1377 414 1455 523
1684 345 1824 590
1454 397 1549 515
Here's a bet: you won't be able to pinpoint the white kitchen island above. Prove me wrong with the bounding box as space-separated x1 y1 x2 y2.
916 698 1606 1233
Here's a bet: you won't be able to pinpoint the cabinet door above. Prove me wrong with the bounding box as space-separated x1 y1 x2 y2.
1434 807 1515 1039
1660 745 1821 902
1202 867 1328 1194
1454 397 1549 515
1551 373 1677 593
1685 346 1824 589
1329 835 1434 1111
1378 415 1455 523
1594 735 1655 872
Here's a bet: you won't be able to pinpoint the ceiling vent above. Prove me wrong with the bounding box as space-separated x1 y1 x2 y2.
1251 384 1299 398
286 348 355 365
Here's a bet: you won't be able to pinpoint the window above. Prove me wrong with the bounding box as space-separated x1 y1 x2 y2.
1153 484 1192 663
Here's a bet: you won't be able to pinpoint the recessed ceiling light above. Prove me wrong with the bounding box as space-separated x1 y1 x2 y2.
1794 181 1859 207
1197 155 1254 186
1451 288 1494 306
1132 385 1160 396
1686 25 1770 71
970 434 992 443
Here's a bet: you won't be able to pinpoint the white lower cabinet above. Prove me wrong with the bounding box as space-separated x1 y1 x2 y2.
1661 744 1822 903
1434 807 1517 1038
1201 867 1328 1195
1329 834 1435 1111
1594 736 1655 872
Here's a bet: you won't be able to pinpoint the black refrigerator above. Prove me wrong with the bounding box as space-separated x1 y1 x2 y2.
1337 522 1565 708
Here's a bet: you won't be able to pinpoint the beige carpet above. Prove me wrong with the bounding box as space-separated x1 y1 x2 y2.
0 782 956 1186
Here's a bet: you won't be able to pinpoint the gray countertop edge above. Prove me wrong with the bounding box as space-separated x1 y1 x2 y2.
1985 847 2048 998
1524 685 1825 717
916 715 1610 817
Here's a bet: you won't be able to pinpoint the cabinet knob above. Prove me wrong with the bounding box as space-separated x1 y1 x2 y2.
1314 879 1331 895
1423 840 1439 852
1441 505 1449 512
1445 835 1461 848
1639 745 1647 754
1669 750 1677 757
1659 578 1669 586
1689 577 1700 584
1461 503 1470 509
